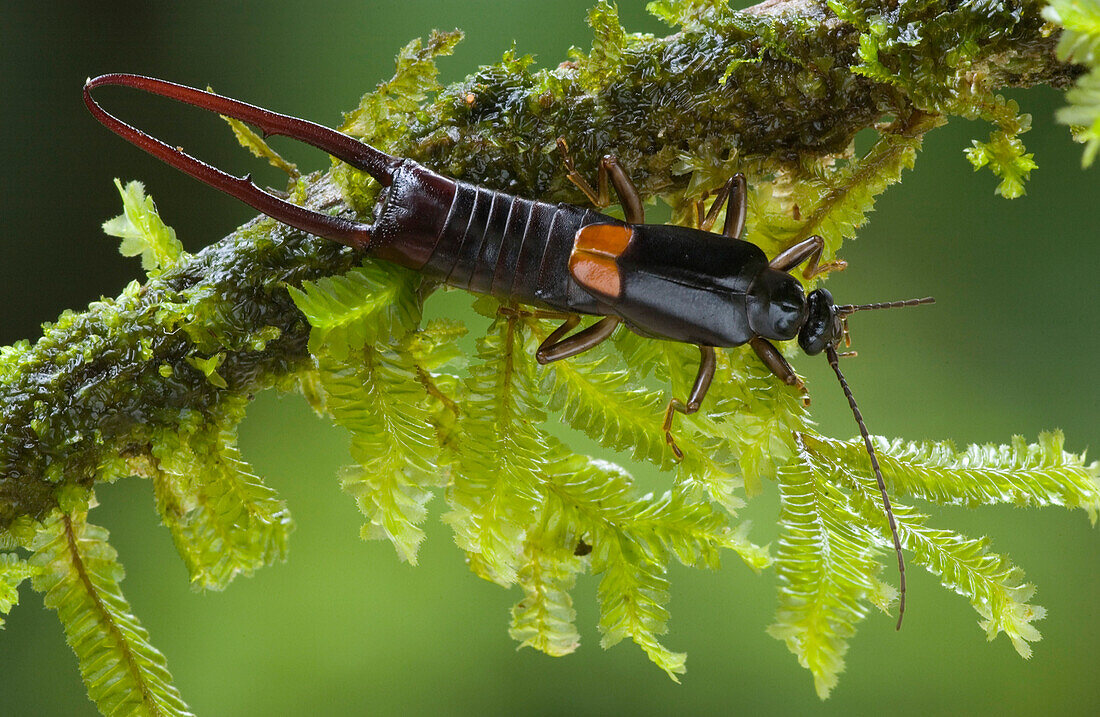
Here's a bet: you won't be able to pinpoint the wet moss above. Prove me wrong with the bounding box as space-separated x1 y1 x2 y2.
0 178 359 526
0 0 1080 528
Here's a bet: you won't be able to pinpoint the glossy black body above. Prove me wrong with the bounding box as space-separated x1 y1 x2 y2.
371 162 805 349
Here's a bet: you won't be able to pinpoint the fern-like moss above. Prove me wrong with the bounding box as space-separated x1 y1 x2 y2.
767 457 889 699
327 344 442 564
29 509 194 716
803 431 1100 516
538 323 679 469
141 418 293 591
789 428 1099 689
509 501 585 657
444 315 549 586
1046 0 1100 166
102 179 187 274
0 552 38 627
0 0 1093 711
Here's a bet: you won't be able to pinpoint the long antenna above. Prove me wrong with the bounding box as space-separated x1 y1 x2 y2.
837 297 935 315
825 344 906 630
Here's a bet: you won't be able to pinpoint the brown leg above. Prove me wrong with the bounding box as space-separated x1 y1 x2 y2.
749 336 809 404
768 235 847 279
662 346 717 460
557 138 644 224
698 174 747 240
536 316 620 364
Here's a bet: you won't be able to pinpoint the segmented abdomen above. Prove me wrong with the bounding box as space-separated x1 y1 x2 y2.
374 164 613 314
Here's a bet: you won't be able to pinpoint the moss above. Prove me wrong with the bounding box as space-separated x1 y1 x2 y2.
0 0 1081 528
0 177 358 527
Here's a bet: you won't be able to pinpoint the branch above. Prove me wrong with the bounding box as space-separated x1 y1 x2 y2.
0 0 1081 527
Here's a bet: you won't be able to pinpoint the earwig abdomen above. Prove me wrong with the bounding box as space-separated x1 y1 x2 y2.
374 164 614 315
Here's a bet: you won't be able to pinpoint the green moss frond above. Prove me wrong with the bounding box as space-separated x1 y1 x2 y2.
534 322 679 469
444 314 548 586
287 261 422 361
219 114 300 178
340 30 465 142
558 453 689 678
842 475 1047 659
767 456 887 699
0 0 1093 709
1046 0 1100 64
509 512 584 657
795 428 1094 666
764 112 936 255
703 349 805 498
136 406 293 591
0 552 38 627
102 179 186 275
1060 69 1100 165
327 344 442 564
803 431 1100 517
646 0 733 29
965 130 1038 198
1046 0 1100 165
29 509 193 716
292 260 440 563
886 505 1045 658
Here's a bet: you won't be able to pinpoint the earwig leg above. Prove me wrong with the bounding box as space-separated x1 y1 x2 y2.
556 138 644 223
663 346 716 460
768 235 847 279
697 185 727 231
722 174 748 240
536 316 620 364
749 336 809 404
698 174 747 240
558 138 607 207
769 236 822 272
536 315 580 356
601 156 644 224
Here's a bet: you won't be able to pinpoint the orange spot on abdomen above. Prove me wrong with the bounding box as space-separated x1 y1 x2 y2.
569 254 621 298
570 224 633 298
574 223 633 257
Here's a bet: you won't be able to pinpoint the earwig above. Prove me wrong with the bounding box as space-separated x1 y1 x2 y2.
84 73 934 628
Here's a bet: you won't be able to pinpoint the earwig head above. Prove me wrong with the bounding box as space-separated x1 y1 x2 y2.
797 288 843 355
746 268 808 341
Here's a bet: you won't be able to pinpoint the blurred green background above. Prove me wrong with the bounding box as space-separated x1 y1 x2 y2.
1 2 1097 715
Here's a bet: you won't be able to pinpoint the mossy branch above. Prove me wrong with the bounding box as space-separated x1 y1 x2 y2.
0 0 1079 527
1 0 1096 709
